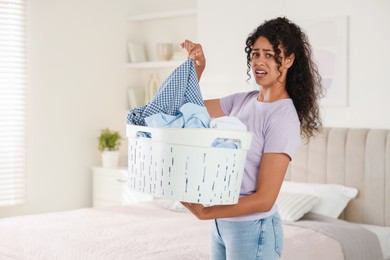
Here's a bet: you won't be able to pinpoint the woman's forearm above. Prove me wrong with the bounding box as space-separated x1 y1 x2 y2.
201 193 275 220
195 63 205 82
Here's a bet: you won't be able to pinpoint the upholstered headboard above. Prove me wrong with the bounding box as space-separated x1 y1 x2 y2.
285 127 390 227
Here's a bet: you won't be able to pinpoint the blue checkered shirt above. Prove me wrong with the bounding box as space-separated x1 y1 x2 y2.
126 59 205 126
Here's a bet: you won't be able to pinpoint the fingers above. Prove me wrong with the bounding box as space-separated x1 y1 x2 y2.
180 39 206 69
180 201 194 209
180 39 196 52
180 202 196 216
180 202 198 211
180 201 188 208
180 40 201 58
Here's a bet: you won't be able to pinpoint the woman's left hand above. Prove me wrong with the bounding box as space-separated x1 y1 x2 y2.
180 202 209 220
180 40 206 69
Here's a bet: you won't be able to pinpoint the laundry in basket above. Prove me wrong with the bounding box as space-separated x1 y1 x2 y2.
126 124 253 205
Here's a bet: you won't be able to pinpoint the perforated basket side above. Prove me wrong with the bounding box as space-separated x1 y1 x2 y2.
127 137 248 205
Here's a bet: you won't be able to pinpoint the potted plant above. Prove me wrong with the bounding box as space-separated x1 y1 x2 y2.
98 128 122 168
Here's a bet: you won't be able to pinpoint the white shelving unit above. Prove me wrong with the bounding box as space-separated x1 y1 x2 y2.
126 8 196 69
125 3 197 103
126 60 184 69
127 8 197 22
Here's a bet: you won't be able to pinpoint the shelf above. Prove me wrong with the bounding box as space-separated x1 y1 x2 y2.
127 8 197 22
126 60 184 69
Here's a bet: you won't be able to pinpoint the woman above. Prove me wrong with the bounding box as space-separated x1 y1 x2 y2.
180 17 323 259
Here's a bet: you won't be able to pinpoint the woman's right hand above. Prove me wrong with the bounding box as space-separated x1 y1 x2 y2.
180 39 206 80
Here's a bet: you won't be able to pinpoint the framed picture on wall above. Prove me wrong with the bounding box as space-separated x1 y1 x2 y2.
300 16 349 107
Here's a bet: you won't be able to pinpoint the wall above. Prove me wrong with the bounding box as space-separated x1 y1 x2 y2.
1 0 129 217
197 0 390 129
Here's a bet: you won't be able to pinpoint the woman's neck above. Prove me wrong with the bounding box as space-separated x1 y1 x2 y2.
257 86 289 102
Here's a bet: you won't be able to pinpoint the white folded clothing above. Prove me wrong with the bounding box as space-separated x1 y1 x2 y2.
210 116 247 131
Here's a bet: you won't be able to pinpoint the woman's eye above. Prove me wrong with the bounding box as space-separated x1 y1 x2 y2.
265 53 273 58
251 52 260 59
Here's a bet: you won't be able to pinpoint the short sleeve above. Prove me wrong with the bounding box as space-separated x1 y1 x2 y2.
263 108 301 160
219 94 236 116
220 91 256 116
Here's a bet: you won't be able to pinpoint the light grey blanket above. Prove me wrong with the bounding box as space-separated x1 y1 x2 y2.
285 212 384 260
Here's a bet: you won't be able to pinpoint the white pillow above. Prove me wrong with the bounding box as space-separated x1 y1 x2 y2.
276 192 320 221
280 181 358 218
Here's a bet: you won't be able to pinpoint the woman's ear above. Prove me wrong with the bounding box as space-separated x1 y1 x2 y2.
285 53 295 69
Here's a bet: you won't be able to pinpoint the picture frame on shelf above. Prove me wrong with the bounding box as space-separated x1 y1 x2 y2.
127 87 141 109
127 42 146 63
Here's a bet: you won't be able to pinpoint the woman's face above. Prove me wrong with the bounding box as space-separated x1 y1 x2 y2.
250 36 291 88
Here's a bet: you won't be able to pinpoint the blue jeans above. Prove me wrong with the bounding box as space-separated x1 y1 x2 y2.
210 212 283 260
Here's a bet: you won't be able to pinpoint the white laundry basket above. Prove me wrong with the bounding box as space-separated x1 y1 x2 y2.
126 124 253 205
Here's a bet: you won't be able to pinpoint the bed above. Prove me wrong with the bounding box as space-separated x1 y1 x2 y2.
282 127 390 260
0 127 389 260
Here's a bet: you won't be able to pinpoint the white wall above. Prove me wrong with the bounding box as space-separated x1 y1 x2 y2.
1 0 129 217
197 0 390 129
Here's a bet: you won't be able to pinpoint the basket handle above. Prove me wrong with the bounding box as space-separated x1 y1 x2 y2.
136 131 152 138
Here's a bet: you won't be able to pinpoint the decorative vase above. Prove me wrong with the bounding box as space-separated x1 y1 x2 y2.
101 150 119 168
144 73 160 104
156 42 173 61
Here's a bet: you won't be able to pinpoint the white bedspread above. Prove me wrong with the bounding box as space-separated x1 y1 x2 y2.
286 213 383 260
0 203 383 260
282 224 344 260
0 203 211 260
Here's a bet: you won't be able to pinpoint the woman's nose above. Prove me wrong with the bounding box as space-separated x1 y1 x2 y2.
254 58 265 67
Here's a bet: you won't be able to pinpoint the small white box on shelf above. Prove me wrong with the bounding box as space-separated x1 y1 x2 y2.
127 88 138 109
126 124 253 205
127 42 146 63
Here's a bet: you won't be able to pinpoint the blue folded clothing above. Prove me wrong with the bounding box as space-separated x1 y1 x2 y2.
211 138 241 149
145 103 210 129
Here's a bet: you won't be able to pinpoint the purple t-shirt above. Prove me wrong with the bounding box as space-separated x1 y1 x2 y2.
220 90 301 221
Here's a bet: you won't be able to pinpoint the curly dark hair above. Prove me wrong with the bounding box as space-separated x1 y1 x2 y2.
245 17 324 139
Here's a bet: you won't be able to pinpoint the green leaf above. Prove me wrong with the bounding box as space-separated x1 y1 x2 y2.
98 128 122 152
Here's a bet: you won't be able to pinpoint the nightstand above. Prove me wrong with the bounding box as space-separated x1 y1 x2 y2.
92 167 152 207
